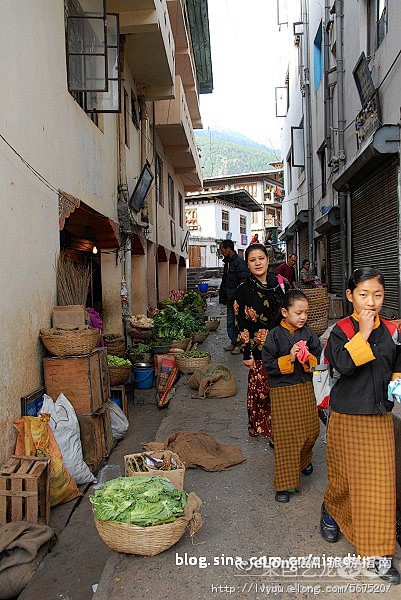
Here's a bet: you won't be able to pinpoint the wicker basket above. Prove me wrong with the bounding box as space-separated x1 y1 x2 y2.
169 337 192 350
303 288 329 336
40 327 100 357
128 327 152 342
108 364 132 386
205 318 220 332
93 492 202 556
175 354 211 375
104 335 126 358
192 331 209 344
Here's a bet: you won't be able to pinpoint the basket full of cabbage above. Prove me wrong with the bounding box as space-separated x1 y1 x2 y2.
90 476 202 555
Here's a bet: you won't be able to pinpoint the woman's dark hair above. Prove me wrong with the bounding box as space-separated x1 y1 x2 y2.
347 267 385 292
301 259 310 267
245 243 268 264
282 289 308 310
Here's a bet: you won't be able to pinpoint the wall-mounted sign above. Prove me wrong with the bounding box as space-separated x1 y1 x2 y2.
241 234 248 245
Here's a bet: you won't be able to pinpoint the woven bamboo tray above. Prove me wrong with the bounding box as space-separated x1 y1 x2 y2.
175 354 211 375
192 331 209 344
205 318 220 332
40 327 100 357
93 492 202 556
109 364 132 386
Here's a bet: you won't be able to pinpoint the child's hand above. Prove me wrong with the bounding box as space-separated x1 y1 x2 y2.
290 344 300 362
358 309 376 341
243 358 255 369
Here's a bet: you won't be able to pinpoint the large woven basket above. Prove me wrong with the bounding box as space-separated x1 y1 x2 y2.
129 327 152 342
175 354 211 375
93 492 202 556
303 288 329 336
109 364 132 386
170 337 192 350
205 318 220 332
104 335 126 358
192 331 209 344
40 327 100 357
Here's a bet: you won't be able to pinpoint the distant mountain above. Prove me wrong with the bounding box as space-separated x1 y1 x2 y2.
194 129 280 178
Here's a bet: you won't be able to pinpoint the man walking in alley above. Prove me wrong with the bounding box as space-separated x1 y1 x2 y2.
219 240 249 354
275 253 298 289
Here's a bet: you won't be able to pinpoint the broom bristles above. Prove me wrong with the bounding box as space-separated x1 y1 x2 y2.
56 251 92 306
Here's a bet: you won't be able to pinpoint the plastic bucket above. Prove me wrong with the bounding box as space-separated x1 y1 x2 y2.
199 283 209 293
133 366 154 390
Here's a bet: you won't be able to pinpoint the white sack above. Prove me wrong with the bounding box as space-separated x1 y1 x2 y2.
108 401 129 440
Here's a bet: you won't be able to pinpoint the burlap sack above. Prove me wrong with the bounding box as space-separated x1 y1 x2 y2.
188 364 237 398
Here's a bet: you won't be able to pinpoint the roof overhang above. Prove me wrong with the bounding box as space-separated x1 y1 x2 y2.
61 196 120 250
315 206 340 234
279 209 308 241
186 189 262 212
333 124 400 191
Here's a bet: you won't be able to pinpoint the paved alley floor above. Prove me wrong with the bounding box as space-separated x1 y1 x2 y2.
18 298 401 600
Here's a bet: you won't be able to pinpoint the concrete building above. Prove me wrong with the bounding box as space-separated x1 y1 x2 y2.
203 171 285 247
185 189 262 267
279 0 401 318
0 0 212 464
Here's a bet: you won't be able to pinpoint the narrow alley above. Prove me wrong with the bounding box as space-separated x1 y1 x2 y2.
17 298 401 600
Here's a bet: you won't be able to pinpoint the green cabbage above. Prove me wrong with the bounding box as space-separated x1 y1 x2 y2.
90 476 187 526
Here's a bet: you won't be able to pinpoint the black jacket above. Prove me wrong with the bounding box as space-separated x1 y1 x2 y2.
325 317 401 415
219 252 249 304
262 324 321 387
234 274 284 360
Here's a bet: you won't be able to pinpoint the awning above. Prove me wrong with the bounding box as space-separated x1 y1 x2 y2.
60 193 120 250
315 206 340 234
279 209 309 241
333 125 400 191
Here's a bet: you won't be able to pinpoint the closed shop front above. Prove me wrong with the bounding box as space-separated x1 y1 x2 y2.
351 160 399 318
298 224 309 263
328 230 342 295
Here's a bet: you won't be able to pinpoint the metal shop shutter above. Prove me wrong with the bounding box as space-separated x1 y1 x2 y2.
298 224 309 262
351 161 399 318
328 231 342 295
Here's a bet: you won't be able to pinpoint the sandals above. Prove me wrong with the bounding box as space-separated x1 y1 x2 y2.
248 427 258 437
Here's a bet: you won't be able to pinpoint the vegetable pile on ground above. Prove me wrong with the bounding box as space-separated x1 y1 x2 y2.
90 476 187 526
107 355 132 367
126 343 152 358
179 291 206 311
128 314 154 328
177 350 210 359
151 306 205 340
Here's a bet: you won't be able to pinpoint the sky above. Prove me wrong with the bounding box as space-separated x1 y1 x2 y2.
199 0 289 152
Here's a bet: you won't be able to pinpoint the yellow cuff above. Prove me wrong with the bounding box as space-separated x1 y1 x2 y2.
344 332 376 366
391 372 401 381
302 354 318 373
278 355 294 374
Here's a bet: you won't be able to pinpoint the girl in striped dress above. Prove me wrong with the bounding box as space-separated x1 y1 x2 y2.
262 290 321 503
321 267 401 585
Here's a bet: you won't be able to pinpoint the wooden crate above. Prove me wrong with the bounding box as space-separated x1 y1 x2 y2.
43 347 110 415
110 385 129 418
77 403 113 473
0 456 50 525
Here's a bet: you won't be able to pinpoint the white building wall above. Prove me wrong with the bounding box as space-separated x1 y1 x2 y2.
0 1 121 464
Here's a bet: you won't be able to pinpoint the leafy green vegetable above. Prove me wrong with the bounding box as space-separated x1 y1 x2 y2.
90 476 187 526
178 351 210 359
107 355 132 367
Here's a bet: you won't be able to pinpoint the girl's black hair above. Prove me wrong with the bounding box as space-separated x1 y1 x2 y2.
301 258 310 267
347 267 385 292
282 289 308 310
245 243 268 263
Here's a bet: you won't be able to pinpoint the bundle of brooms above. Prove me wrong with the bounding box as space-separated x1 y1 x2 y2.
56 251 91 306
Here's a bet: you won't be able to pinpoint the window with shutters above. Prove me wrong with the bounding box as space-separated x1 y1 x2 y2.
222 210 229 231
65 0 120 113
155 155 163 207
168 175 175 218
240 215 247 235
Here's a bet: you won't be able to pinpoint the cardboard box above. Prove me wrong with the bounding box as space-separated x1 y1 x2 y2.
0 456 51 525
52 305 86 329
124 451 185 490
